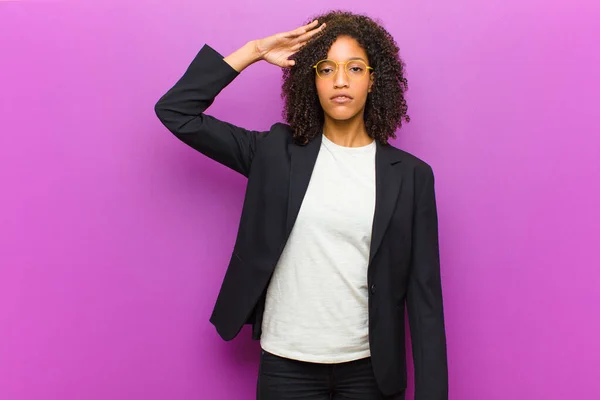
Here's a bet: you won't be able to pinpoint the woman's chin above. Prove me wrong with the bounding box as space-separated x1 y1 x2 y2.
325 109 359 122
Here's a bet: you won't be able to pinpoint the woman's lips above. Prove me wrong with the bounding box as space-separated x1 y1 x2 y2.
331 96 352 104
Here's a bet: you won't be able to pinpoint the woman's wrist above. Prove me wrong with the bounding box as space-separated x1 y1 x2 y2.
223 41 263 73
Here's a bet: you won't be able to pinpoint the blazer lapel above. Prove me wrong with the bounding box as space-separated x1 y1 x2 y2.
369 141 403 265
285 134 322 238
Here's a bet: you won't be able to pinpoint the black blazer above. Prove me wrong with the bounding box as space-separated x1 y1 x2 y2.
154 44 448 399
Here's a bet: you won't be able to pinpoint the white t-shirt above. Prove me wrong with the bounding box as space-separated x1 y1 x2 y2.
260 133 377 363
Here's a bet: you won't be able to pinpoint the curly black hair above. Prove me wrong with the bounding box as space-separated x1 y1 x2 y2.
281 10 410 146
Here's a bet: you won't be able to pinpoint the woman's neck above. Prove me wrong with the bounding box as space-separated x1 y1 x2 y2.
322 115 373 148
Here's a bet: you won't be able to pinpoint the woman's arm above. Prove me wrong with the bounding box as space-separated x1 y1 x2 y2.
154 21 325 177
223 41 262 73
154 43 266 177
406 165 449 400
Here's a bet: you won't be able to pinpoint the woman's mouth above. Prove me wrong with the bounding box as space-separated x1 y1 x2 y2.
331 96 352 104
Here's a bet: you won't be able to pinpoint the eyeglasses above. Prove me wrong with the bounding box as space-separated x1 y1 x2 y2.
313 59 374 80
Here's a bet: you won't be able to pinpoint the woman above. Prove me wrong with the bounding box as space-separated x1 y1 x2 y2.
155 10 448 400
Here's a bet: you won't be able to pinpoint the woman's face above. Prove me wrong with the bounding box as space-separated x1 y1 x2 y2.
315 35 375 122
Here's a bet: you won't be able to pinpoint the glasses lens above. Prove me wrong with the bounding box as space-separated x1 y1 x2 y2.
345 60 367 79
316 60 337 78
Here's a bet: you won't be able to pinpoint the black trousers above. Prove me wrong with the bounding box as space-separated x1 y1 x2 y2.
256 350 406 400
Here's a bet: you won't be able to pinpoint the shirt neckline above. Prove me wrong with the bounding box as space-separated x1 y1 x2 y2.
321 133 376 153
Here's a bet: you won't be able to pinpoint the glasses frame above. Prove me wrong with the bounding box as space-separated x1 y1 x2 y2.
312 59 374 80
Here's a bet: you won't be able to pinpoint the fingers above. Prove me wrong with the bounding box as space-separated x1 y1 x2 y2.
298 19 319 34
295 22 325 43
283 22 325 62
284 19 321 38
300 19 318 27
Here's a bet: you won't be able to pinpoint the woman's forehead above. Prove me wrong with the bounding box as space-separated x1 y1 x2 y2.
326 36 368 61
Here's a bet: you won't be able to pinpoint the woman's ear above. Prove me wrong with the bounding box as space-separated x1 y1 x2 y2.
368 73 375 92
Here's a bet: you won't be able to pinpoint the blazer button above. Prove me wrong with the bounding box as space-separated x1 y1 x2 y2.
370 284 376 295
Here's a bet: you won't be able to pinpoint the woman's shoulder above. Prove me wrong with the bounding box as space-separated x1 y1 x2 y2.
385 142 434 176
262 122 312 147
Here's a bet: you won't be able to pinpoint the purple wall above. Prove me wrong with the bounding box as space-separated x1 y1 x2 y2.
1 1 599 399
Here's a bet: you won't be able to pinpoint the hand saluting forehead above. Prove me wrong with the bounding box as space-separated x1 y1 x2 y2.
254 19 327 68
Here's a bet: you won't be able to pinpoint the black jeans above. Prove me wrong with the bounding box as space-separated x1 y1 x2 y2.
256 350 406 400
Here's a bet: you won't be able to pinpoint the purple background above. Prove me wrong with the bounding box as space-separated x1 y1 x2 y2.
1 1 599 399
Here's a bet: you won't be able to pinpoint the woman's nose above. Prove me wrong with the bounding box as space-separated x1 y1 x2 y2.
333 67 349 88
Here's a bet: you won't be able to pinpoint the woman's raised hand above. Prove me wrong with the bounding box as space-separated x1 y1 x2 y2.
254 20 326 68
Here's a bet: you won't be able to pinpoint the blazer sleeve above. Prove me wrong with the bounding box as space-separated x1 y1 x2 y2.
406 165 449 400
154 44 270 177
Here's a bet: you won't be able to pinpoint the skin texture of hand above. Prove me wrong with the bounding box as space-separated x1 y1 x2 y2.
254 19 326 68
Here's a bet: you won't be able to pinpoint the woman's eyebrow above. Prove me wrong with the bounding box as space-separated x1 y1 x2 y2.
327 56 367 62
